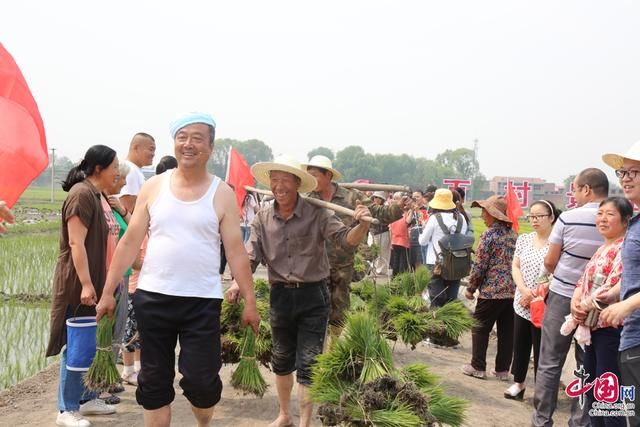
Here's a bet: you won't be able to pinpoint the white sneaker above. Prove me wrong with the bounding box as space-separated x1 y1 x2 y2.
79 399 116 415
56 411 91 427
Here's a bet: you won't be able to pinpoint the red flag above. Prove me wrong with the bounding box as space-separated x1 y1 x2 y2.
225 146 255 212
505 180 524 231
0 44 48 208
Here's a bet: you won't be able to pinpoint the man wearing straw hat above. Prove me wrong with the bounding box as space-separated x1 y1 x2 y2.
97 112 260 427
228 155 372 427
302 155 404 337
600 141 640 427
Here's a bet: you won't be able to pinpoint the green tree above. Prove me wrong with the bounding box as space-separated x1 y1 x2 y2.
32 155 75 187
435 148 478 179
333 146 378 182
307 146 334 161
207 138 273 177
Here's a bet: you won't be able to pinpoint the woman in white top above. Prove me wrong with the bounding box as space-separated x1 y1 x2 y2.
505 199 560 400
419 189 468 308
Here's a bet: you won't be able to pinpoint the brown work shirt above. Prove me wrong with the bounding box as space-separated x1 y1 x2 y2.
46 180 109 357
246 195 355 283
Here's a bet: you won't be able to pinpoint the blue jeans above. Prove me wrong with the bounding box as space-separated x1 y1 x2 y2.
420 245 428 265
57 348 97 411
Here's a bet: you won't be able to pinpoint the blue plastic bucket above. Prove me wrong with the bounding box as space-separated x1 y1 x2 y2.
65 316 97 371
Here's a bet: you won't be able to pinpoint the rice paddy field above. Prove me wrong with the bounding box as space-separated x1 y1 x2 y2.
1 187 62 390
0 190 534 391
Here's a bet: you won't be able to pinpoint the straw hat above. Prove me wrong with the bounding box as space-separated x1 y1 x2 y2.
602 141 640 169
471 195 512 223
428 189 456 210
251 155 318 193
301 155 343 181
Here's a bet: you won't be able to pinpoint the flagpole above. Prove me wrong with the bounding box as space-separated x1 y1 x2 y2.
224 146 233 182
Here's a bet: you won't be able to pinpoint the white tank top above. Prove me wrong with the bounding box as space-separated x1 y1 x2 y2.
137 170 223 298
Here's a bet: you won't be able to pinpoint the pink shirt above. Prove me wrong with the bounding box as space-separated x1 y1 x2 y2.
389 213 410 248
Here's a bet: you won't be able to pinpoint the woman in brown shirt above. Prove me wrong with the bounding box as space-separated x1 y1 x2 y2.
47 145 120 427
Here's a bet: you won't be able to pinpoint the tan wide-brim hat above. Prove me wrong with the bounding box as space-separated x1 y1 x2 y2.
251 155 318 194
301 155 343 181
602 141 640 169
471 195 512 223
428 189 456 210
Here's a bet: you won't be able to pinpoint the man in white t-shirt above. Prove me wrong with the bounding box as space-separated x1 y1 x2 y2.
119 133 156 214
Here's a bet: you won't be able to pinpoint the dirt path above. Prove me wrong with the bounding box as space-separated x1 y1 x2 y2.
0 330 573 427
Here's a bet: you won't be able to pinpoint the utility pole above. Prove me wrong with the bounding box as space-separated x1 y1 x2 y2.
50 148 56 202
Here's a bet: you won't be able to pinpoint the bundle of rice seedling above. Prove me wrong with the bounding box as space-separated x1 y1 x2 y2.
399 363 440 389
254 320 272 368
350 293 367 312
432 300 475 342
413 265 431 294
392 312 428 349
424 384 469 426
311 312 468 427
230 327 267 397
390 271 415 296
253 278 270 299
84 316 120 392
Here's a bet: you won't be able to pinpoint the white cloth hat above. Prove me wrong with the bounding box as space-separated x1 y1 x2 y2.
301 155 343 181
603 141 640 169
251 155 318 193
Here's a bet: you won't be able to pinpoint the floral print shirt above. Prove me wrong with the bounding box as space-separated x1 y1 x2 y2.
467 222 518 299
576 237 624 330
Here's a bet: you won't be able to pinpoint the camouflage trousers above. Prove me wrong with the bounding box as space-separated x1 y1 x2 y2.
328 266 354 326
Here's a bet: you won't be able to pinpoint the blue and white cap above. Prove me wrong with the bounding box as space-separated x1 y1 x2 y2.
169 112 216 139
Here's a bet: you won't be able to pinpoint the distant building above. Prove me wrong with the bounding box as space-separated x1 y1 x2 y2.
482 176 623 211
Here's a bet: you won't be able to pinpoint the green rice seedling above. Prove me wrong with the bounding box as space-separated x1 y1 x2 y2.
0 303 54 390
253 278 269 299
84 317 120 392
413 265 431 294
350 278 375 300
406 295 424 312
367 404 424 427
254 320 272 367
433 300 475 341
392 313 428 349
0 234 57 296
349 293 367 312
230 327 267 397
385 295 412 316
425 385 469 427
389 271 414 296
399 364 440 389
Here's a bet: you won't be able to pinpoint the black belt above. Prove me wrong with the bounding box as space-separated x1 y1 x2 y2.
271 280 326 289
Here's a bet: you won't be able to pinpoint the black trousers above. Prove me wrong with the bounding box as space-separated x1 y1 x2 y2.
511 312 541 383
134 289 223 410
619 344 640 427
390 245 411 277
471 298 514 372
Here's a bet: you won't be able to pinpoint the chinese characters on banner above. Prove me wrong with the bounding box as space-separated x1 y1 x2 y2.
502 181 531 208
442 179 471 193
566 183 579 209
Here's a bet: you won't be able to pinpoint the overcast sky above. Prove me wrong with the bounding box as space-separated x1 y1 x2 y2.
3 1 640 185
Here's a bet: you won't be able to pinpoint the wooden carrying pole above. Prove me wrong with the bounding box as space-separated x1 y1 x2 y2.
244 186 380 225
339 182 411 193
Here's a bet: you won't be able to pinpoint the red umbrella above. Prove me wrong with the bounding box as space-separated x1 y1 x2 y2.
0 43 48 208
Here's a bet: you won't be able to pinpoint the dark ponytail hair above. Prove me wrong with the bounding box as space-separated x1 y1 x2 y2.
530 199 562 224
62 145 117 192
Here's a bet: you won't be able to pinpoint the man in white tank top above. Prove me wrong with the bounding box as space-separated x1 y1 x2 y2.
97 113 260 427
